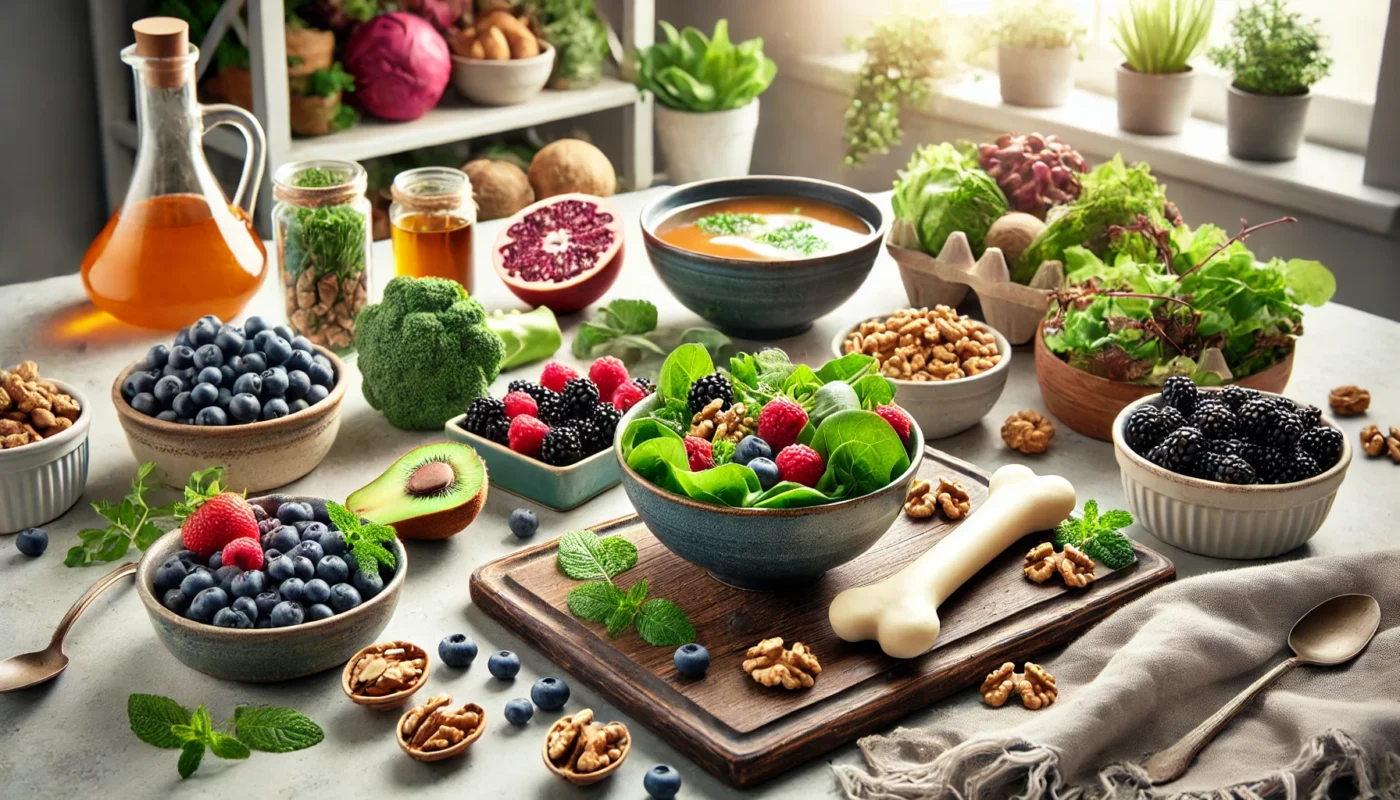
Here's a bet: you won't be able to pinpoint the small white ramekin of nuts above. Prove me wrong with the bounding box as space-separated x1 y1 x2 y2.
832 307 1013 440
1 361 91 533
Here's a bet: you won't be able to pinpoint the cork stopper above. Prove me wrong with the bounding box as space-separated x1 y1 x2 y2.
132 17 190 88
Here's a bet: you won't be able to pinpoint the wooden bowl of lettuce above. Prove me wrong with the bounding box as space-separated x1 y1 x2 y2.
613 345 923 590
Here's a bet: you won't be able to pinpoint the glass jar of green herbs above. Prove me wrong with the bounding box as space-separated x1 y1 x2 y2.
272 160 373 354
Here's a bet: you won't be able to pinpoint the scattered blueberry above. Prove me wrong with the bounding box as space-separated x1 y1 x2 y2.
193 343 224 370
285 370 311 400
189 587 230 622
284 349 314 373
673 643 710 678
180 570 216 597
232 372 262 396
130 392 160 416
168 344 195 369
291 540 324 565
266 526 300 554
262 397 290 420
172 391 196 418
297 520 328 539
244 315 269 338
302 578 331 605
317 529 347 557
267 554 296 582
214 326 245 356
162 589 190 614
195 406 228 426
274 324 295 342
189 317 220 347
488 650 521 680
278 577 306 602
278 501 314 524
735 435 772 466
123 371 156 400
291 335 315 353
215 565 243 593
213 607 253 628
264 337 293 366
439 634 479 668
146 344 171 369
270 601 305 627
154 558 187 592
329 583 361 612
152 375 183 405
230 569 266 598
352 569 384 600
748 457 780 490
504 698 534 725
196 366 222 386
306 603 334 621
16 527 48 557
307 361 335 387
241 352 267 374
531 677 570 710
316 555 349 584
232 596 259 621
229 393 261 423
254 591 281 618
643 764 682 799
306 385 329 404
508 508 538 539
291 555 316 581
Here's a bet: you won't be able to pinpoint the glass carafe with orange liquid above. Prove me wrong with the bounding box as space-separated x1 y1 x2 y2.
81 17 267 330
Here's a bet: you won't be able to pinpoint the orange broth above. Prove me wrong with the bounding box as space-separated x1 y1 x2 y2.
656 197 870 261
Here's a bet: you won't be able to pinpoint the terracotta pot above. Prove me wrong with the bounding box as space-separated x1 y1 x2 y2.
1034 323 1295 441
1227 86 1310 162
286 27 335 77
290 90 341 136
213 65 253 111
1116 64 1194 135
997 45 1075 108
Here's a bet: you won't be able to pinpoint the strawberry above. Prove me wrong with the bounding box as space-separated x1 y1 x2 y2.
775 444 824 487
502 391 539 419
180 492 259 558
588 356 630 402
508 415 550 457
221 537 264 571
757 396 808 451
875 404 913 444
683 436 714 471
540 361 580 393
610 381 647 412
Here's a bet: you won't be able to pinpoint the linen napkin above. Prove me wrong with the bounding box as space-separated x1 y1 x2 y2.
833 550 1400 800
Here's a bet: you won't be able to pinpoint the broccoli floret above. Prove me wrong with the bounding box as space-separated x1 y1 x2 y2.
355 276 506 430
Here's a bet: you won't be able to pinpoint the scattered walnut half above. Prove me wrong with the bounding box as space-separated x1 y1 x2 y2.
981 662 1058 710
1002 410 1055 454
1328 385 1370 416
545 709 630 778
904 477 972 520
1361 425 1385 457
347 641 427 699
689 398 754 443
1024 542 1096 588
742 637 822 690
398 694 484 758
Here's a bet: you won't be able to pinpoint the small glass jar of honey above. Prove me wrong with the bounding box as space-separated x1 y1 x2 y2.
389 167 476 291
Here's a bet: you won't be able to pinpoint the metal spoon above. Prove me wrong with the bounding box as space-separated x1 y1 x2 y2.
1145 593 1381 784
0 561 138 693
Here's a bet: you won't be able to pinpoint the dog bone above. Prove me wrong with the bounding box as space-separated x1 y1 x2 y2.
828 464 1076 658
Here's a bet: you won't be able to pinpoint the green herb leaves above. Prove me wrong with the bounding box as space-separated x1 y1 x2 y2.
326 500 398 578
755 220 830 255
128 694 323 779
632 19 777 112
65 463 216 568
571 299 731 366
892 142 1008 258
696 212 763 236
1053 500 1137 569
557 531 695 646
1208 0 1330 96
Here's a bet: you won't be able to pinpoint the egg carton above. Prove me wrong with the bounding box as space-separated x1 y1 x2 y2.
885 221 1063 346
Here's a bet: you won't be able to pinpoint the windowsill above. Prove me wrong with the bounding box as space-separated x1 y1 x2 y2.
795 53 1400 235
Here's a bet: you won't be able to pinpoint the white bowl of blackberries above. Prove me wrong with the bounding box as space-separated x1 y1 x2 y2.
1111 376 1352 559
112 315 349 492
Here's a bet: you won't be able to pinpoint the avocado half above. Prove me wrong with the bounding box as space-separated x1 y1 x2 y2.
347 442 487 540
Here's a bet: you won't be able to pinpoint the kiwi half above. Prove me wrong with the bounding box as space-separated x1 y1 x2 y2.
347 442 487 540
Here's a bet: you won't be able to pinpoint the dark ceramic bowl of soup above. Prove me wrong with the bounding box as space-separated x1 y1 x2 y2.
641 177 886 339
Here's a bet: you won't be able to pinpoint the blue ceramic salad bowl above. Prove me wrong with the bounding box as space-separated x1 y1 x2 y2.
614 393 924 590
639 176 887 340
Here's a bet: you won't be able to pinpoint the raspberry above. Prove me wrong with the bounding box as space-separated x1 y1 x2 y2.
221 537 264 571
181 493 259 558
611 381 647 412
540 361 579 393
508 415 550 457
775 444 824 487
756 396 808 451
502 391 539 419
588 356 630 402
683 436 714 471
875 404 912 444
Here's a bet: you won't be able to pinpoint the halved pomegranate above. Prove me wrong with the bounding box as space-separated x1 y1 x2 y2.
491 193 625 313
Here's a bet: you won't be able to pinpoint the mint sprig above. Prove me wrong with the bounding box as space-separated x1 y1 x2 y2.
327 500 398 578
1053 500 1138 570
65 463 224 568
557 531 696 646
128 694 323 779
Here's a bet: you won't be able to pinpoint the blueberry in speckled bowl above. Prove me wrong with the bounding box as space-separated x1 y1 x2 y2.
134 495 405 683
614 393 924 590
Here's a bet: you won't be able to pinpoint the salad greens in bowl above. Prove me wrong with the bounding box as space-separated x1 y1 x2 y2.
614 344 924 589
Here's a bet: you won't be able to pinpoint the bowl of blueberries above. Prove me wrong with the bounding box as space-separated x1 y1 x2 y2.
135 495 406 683
112 314 347 492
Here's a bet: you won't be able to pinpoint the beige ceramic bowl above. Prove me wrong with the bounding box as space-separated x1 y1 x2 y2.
1112 389 1352 559
450 43 554 106
831 317 1012 440
111 348 347 493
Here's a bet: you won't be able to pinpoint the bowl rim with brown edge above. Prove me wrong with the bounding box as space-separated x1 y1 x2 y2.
829 313 1014 389
449 39 554 66
613 392 926 518
134 498 407 641
341 639 432 709
0 375 92 465
1111 388 1352 494
638 175 889 270
397 698 486 762
111 346 349 438
541 711 630 785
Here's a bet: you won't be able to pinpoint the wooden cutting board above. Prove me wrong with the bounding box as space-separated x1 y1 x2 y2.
469 448 1175 787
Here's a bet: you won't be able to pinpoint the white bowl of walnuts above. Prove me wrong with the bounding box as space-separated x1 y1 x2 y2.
0 361 91 533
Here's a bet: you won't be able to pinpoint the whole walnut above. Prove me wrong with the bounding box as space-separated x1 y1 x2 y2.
1002 410 1055 455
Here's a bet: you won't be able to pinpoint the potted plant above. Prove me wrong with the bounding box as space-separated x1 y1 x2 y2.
1112 0 1215 135
633 20 776 184
527 0 610 89
843 15 958 167
1208 0 1331 161
987 0 1087 108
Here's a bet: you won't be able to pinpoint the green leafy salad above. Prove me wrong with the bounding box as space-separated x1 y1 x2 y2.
619 344 913 510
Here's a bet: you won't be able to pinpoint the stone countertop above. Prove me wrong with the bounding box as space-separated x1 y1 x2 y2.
2 187 1397 798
